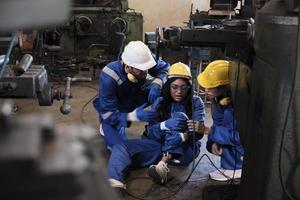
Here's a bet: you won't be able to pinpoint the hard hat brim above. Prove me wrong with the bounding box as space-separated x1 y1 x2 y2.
122 54 156 71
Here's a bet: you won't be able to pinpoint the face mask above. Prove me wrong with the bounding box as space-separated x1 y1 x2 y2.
127 73 138 83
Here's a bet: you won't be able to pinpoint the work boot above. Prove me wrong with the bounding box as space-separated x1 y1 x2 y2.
148 161 170 185
209 168 242 181
108 178 126 197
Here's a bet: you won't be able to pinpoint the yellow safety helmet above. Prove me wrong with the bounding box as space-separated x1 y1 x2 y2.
197 60 230 89
168 62 192 80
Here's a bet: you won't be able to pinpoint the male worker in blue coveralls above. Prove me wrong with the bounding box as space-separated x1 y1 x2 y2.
93 41 170 148
197 60 244 181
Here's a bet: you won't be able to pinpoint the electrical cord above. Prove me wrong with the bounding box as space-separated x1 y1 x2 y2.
0 32 17 78
277 8 300 200
125 152 240 200
80 93 97 125
189 47 197 181
79 85 98 125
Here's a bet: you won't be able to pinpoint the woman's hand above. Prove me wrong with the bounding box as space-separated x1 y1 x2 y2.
211 143 222 156
187 120 210 134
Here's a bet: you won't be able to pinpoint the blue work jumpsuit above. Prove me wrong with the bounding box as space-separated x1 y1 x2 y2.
107 96 205 183
93 59 169 148
206 99 244 170
145 96 206 165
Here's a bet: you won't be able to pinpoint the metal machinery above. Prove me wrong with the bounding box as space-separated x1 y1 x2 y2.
0 1 122 199
0 53 91 114
32 0 143 78
231 0 300 199
0 101 120 200
145 0 254 95
0 0 142 112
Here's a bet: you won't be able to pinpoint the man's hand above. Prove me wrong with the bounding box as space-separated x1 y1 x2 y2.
187 120 210 134
136 103 158 122
211 143 222 156
128 103 159 122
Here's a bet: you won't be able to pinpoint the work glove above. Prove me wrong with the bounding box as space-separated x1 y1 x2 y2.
148 83 161 103
127 103 158 122
160 112 189 131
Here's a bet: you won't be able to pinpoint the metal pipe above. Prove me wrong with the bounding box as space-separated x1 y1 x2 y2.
0 55 8 66
60 77 71 115
0 32 17 78
13 54 33 76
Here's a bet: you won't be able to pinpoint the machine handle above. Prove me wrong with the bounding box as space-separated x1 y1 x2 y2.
60 77 72 115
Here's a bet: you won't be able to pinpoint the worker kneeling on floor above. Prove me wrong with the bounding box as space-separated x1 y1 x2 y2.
197 60 244 181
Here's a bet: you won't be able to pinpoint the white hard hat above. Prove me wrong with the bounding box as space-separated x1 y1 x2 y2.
121 41 156 71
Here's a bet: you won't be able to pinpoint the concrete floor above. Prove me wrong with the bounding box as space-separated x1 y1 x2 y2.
0 80 232 200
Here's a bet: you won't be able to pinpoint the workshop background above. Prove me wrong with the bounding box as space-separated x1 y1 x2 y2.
129 0 210 32
0 0 299 200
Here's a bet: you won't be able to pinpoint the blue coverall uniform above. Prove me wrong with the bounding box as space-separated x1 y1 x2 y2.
107 96 205 183
93 58 169 148
108 139 162 183
206 99 244 170
146 96 206 165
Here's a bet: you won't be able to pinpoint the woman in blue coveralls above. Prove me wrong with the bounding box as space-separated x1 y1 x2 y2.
107 62 207 191
197 60 244 181
93 41 169 148
144 62 207 185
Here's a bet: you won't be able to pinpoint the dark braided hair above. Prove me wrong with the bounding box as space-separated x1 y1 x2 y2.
158 77 193 121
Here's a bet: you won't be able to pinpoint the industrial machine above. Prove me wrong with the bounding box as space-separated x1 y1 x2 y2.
145 0 254 65
231 0 300 199
31 0 143 78
0 100 120 200
0 1 121 200
1 0 141 112
0 53 91 115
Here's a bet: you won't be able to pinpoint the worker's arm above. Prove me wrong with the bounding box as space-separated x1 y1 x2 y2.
146 111 187 141
148 56 170 82
207 107 241 146
97 72 159 127
147 55 170 103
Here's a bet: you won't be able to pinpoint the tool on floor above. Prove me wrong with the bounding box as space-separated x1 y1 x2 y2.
60 76 92 114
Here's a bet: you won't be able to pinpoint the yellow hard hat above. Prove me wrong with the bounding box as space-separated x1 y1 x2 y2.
168 62 192 80
197 60 230 89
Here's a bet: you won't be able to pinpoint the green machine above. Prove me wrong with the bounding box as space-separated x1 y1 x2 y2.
35 0 143 77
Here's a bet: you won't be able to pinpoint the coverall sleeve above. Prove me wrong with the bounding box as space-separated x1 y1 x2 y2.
98 72 127 128
146 123 166 142
148 55 170 83
192 96 205 123
208 107 241 146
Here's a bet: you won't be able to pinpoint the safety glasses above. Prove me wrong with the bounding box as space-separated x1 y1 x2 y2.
170 84 190 92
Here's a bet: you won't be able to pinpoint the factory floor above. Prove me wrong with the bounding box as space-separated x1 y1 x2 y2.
1 80 238 200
